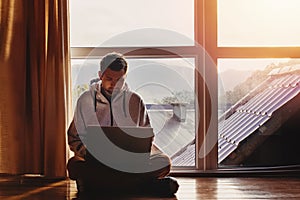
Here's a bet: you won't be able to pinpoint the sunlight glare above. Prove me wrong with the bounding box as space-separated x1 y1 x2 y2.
218 0 300 46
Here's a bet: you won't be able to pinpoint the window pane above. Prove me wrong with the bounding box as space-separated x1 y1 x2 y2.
218 58 300 167
218 0 300 47
71 58 196 167
70 0 194 47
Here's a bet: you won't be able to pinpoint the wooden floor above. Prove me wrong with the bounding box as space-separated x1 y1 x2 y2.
1 175 300 199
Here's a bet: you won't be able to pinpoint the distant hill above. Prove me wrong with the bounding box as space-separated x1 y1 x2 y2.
219 69 253 92
71 59 195 104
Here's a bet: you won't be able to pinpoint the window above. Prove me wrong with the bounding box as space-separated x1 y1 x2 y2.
70 0 300 172
217 0 300 168
218 58 300 167
70 0 198 168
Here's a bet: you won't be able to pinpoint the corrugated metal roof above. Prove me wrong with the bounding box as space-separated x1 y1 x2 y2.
218 73 300 163
148 110 195 159
172 144 195 166
172 68 300 166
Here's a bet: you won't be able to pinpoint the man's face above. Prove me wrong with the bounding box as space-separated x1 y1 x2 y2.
99 68 126 95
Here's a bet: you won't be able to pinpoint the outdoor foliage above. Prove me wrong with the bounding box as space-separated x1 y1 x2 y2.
159 90 194 105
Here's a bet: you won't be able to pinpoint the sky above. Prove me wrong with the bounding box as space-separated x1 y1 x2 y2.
70 0 194 47
70 0 300 47
218 0 300 47
218 58 292 73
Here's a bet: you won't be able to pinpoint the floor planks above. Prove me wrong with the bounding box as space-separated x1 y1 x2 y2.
1 176 300 199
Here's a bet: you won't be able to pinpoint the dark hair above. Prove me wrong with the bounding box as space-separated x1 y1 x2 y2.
100 52 128 73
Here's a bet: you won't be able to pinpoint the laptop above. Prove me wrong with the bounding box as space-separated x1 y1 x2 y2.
85 126 154 170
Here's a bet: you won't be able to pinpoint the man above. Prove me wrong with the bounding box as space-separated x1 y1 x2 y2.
67 52 179 196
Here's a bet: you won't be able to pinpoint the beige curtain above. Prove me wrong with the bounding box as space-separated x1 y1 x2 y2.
0 0 70 177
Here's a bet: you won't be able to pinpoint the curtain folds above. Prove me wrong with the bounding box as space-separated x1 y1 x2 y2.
0 0 70 177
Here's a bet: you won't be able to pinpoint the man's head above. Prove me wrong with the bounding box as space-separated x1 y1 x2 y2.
98 52 128 95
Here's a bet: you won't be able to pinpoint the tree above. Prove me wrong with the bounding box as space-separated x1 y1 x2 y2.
160 90 194 105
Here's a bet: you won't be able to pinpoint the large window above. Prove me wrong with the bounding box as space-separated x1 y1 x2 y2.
70 0 300 171
70 0 198 168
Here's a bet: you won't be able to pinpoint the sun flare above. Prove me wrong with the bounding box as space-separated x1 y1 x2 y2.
218 0 300 46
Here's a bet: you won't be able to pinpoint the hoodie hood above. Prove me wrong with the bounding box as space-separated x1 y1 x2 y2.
89 80 131 119
90 80 130 102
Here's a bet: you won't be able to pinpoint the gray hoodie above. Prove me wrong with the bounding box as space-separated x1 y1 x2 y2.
67 81 151 158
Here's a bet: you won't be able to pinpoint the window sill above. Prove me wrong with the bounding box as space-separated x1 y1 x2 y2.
170 165 300 177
